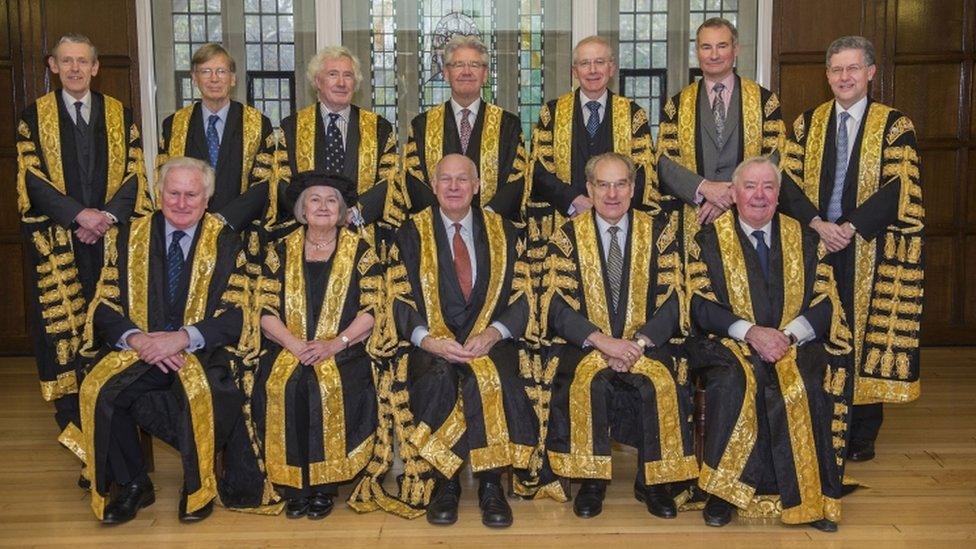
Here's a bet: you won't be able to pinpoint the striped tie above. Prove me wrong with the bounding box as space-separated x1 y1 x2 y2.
607 226 623 312
585 101 601 137
167 230 186 310
827 112 851 222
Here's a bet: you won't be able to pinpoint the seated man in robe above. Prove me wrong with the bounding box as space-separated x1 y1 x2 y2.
542 151 697 520
384 154 537 528
687 156 853 532
79 156 246 525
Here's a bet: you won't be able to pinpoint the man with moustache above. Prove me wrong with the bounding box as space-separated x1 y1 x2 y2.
779 36 924 462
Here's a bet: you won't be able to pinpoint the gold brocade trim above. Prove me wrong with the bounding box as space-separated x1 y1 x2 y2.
183 214 222 324
127 216 152 328
479 103 502 202
241 105 264 193
264 350 302 488
295 104 317 172
572 211 612 334
698 341 759 509
549 351 612 479
854 377 920 405
177 354 218 514
102 96 126 202
553 93 574 183
852 103 893 370
676 82 699 173
80 350 141 519
167 104 194 157
36 93 66 196
411 400 467 477
778 215 805 327
801 102 833 206
423 104 446 186
610 95 631 156
467 355 525 472
774 349 829 524
357 109 378 195
58 422 86 463
740 78 763 159
283 228 306 337
312 229 358 340
39 370 78 401
623 211 654 338
631 358 699 484
713 213 755 323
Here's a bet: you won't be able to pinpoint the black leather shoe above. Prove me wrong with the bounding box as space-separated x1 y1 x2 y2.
848 439 875 462
307 492 335 520
102 477 155 525
426 478 461 525
285 497 309 518
809 518 838 532
478 481 513 528
178 489 213 523
78 474 91 490
573 480 606 518
634 482 677 519
702 495 733 527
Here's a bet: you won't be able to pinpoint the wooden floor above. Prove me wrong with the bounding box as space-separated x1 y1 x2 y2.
1 348 974 548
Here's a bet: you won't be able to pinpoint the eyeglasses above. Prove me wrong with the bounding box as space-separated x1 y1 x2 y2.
827 64 868 77
195 67 232 79
446 61 487 70
574 58 611 70
589 180 633 192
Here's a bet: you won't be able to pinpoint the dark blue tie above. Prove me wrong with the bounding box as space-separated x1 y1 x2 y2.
585 101 601 138
324 112 344 173
167 231 186 312
752 229 770 280
206 114 220 168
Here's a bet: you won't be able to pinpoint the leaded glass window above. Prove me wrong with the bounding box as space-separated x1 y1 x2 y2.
172 0 222 107
370 0 398 127
418 1 497 110
617 0 667 133
518 0 544 139
244 0 296 126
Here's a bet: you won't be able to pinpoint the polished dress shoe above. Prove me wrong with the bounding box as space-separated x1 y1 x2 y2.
573 480 606 518
848 439 875 462
78 474 91 490
178 489 213 523
426 478 461 525
634 482 677 519
702 495 733 527
478 481 513 528
307 492 335 520
809 518 838 532
102 477 155 525
285 497 309 518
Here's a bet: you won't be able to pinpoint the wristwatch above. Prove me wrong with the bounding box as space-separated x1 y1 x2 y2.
634 335 650 349
340 335 350 349
783 330 798 345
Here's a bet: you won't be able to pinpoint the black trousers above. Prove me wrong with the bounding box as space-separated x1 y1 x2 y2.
850 403 884 444
278 364 337 500
106 366 172 485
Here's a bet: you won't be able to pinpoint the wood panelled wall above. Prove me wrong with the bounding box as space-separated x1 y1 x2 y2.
1 0 140 354
772 0 976 345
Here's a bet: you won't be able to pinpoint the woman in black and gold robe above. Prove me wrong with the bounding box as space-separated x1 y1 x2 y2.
251 172 382 520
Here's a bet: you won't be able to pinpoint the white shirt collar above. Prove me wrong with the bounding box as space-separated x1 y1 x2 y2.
738 216 773 245
451 97 482 119
594 210 629 237
836 95 868 125
320 102 351 122
62 90 91 112
439 207 474 236
579 89 608 110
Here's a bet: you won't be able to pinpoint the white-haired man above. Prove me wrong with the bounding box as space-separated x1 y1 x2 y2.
403 34 528 221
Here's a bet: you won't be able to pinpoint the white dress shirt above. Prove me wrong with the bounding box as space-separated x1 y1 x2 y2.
63 90 91 125
320 103 351 147
578 90 608 124
594 211 629 262
835 95 868 165
200 101 232 144
727 217 815 345
450 96 481 134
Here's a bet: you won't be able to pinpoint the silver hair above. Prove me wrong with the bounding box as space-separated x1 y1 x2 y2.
732 156 782 188
293 186 348 227
696 17 739 46
157 156 215 199
585 152 635 183
306 45 362 90
443 34 489 66
572 35 615 64
826 35 876 67
53 33 98 62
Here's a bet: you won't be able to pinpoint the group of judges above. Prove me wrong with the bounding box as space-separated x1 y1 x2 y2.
16 16 924 533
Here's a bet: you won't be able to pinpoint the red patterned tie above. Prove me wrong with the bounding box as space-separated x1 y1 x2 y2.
452 222 472 301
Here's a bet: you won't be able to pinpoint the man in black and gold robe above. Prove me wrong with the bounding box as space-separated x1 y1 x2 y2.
16 34 151 444
79 157 246 525
530 35 656 245
657 18 785 280
779 36 924 462
687 157 852 532
402 35 527 221
380 154 536 528
542 152 697 520
279 46 402 240
157 43 277 232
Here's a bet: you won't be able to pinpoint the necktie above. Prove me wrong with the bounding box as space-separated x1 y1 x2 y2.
585 101 601 138
74 101 88 132
752 229 770 280
73 101 92 200
606 226 623 312
167 230 186 316
459 108 472 154
452 223 472 301
827 111 851 222
324 112 344 173
206 114 221 168
712 83 727 147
